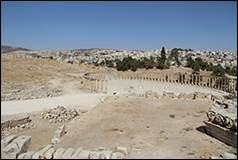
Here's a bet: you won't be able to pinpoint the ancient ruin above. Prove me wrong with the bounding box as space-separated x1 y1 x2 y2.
1 135 128 159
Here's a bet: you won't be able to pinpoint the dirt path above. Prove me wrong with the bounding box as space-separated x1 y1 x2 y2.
1 93 106 116
59 96 233 158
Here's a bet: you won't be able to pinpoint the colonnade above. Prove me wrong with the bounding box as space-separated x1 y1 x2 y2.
84 72 237 94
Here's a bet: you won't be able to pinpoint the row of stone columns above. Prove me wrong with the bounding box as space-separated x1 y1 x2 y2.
111 72 236 93
85 71 236 94
89 79 108 93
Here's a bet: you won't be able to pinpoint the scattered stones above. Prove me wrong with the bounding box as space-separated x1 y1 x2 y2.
53 148 65 159
114 146 128 156
1 135 17 149
17 151 35 159
88 151 101 159
78 150 91 159
163 91 176 98
1 135 31 159
40 106 79 123
210 152 237 159
32 144 54 159
222 152 237 159
1 86 62 101
44 147 55 159
62 148 75 159
110 152 124 159
71 147 83 159
144 91 160 99
2 135 128 159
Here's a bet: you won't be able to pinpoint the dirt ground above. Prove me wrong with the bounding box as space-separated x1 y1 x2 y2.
1 55 235 158
1 55 101 101
5 96 234 159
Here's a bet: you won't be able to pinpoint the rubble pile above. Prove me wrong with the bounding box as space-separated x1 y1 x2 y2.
40 106 79 123
1 135 128 159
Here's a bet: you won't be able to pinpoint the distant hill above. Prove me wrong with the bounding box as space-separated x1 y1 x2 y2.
1 45 31 53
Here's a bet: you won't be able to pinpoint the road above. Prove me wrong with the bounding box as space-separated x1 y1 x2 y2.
1 93 106 116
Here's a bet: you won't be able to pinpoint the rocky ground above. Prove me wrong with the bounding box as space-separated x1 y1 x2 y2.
1 96 236 159
1 54 236 159
1 55 103 101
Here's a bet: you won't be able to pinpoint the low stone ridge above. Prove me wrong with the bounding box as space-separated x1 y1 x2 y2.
1 113 35 137
1 113 31 130
40 106 79 123
1 135 128 159
1 86 62 101
142 91 215 101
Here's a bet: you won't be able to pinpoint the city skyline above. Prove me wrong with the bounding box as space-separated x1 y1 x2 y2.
1 1 237 52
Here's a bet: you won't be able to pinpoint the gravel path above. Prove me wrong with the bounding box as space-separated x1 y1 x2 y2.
1 93 106 116
2 79 228 116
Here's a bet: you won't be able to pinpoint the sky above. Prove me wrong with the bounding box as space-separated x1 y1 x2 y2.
1 1 237 52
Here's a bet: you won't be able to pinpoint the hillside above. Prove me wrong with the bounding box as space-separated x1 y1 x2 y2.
1 45 31 53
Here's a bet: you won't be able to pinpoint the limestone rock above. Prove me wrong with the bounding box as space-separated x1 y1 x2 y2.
207 101 237 130
53 148 65 159
71 147 83 159
62 148 75 159
55 125 66 138
43 147 55 159
51 137 60 144
17 151 34 159
32 144 53 159
51 124 66 144
110 152 124 159
115 146 128 155
88 151 100 159
40 106 79 123
222 152 237 159
1 135 17 149
2 135 31 159
99 150 112 159
78 150 91 159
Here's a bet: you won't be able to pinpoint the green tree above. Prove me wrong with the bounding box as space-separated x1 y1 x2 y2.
192 62 201 74
230 66 237 76
170 48 181 67
207 62 214 71
186 56 194 68
225 66 231 74
160 47 166 68
165 60 171 69
212 64 225 77
99 60 105 66
106 60 114 68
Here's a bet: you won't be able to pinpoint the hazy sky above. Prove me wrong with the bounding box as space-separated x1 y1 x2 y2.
1 1 237 51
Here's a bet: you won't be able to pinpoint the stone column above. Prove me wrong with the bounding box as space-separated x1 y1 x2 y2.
95 80 98 92
105 80 108 93
99 79 102 92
